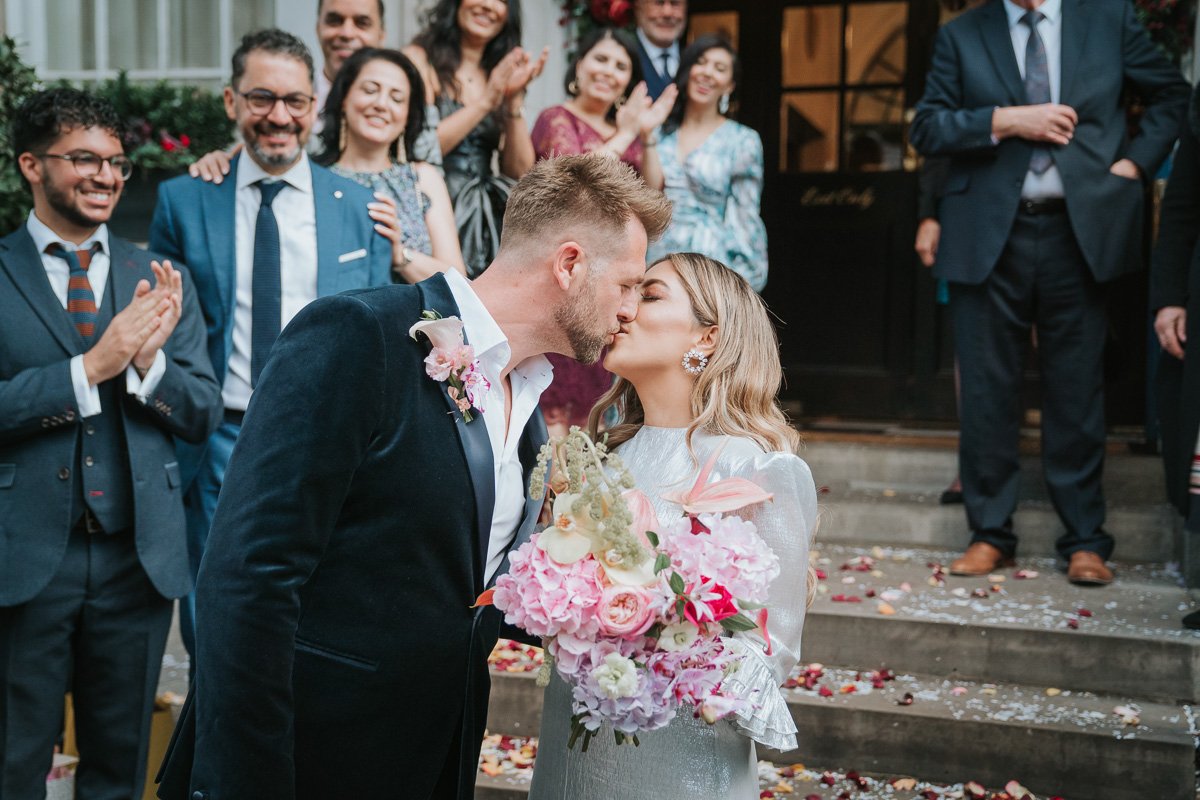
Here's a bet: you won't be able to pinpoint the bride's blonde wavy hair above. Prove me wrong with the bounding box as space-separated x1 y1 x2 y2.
587 253 817 607
587 252 801 456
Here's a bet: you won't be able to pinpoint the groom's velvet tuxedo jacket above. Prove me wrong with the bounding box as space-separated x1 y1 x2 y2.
158 274 546 800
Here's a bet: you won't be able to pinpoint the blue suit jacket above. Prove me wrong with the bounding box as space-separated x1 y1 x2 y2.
910 0 1188 285
0 225 221 606
157 274 546 800
147 154 393 392
637 37 674 101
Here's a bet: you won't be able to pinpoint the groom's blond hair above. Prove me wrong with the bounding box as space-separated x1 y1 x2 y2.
498 154 672 258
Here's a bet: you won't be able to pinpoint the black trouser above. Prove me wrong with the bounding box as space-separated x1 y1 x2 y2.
0 524 172 800
951 207 1113 561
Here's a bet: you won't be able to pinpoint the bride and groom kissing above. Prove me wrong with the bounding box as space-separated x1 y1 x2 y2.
157 154 817 800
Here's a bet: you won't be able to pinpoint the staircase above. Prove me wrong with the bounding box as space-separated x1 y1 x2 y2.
475 434 1200 800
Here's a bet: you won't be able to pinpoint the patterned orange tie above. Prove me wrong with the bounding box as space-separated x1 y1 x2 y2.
47 242 102 343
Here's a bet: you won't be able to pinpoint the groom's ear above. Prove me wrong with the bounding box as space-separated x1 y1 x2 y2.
550 241 585 291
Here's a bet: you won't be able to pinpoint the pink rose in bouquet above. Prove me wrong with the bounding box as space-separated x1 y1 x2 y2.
597 585 657 638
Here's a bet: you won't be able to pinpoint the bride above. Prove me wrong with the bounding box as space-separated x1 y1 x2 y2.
528 253 818 799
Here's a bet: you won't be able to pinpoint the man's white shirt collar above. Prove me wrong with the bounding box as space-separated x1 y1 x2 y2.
236 150 314 195
27 209 108 256
1003 0 1062 27
636 28 680 68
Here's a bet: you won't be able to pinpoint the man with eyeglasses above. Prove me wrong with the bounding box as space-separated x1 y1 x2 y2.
148 28 392 670
634 0 688 100
0 87 221 799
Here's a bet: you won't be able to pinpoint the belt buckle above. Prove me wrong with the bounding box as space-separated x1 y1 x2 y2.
83 509 104 534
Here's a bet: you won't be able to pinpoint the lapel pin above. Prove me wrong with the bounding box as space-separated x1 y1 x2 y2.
334 190 343 199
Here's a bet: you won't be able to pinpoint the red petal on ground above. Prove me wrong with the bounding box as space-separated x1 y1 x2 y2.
1067 618 1080 629
898 692 915 705
821 772 837 785
819 686 834 697
1078 608 1093 617
866 588 877 598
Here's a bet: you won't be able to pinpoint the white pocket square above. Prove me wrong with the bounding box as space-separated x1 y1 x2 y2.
338 248 368 264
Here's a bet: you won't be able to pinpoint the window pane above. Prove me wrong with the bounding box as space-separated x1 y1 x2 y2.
46 0 96 71
167 0 219 69
781 6 842 88
781 90 839 173
109 0 159 71
688 12 739 45
844 87 906 172
846 2 907 84
233 0 276 39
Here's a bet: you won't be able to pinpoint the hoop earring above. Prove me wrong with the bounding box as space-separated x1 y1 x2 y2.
682 349 708 375
338 117 347 153
395 132 407 164
568 79 580 96
718 94 731 115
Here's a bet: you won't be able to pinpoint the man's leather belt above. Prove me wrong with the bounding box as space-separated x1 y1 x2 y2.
1018 197 1066 215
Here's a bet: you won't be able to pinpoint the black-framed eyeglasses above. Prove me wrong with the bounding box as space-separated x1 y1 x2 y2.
39 151 134 180
239 90 315 117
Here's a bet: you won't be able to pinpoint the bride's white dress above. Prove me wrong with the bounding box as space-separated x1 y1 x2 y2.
528 426 818 799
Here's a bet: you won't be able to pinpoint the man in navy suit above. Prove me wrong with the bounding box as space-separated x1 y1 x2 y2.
635 0 687 100
148 28 393 662
156 155 671 800
911 0 1188 583
0 88 220 799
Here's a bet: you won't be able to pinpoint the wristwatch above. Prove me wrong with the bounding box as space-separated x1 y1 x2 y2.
396 247 415 269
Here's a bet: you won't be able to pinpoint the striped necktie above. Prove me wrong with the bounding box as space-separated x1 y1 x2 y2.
47 242 102 343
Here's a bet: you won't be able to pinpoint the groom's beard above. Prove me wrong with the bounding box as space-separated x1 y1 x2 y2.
555 278 608 364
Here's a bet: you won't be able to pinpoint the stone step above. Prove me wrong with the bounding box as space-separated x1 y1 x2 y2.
801 440 1168 506
476 744 1075 800
483 667 1194 800
807 544 1200 703
813 487 1179 564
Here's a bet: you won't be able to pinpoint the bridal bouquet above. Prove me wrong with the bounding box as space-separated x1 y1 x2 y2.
476 429 779 750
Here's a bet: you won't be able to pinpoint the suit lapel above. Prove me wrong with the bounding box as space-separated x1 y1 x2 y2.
312 166 343 298
0 226 82 355
201 157 239 327
1058 0 1089 104
105 235 137 321
979 1 1025 106
416 274 496 586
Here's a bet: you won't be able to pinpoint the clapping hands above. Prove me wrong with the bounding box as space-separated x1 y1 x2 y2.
615 82 678 142
83 260 183 385
484 47 550 112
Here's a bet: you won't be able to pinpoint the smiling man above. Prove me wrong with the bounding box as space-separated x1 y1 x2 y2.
315 0 386 133
634 0 687 99
0 87 220 799
148 28 393 669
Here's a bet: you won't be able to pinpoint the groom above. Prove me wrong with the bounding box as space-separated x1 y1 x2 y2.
157 154 670 800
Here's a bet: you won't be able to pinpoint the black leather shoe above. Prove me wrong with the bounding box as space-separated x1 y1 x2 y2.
1183 610 1200 630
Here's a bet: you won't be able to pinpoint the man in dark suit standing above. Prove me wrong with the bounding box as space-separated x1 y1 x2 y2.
148 28 393 664
911 0 1187 584
634 0 687 100
156 155 671 800
0 88 220 799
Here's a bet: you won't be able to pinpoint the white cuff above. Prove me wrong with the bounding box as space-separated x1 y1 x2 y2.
722 637 798 751
70 355 102 418
126 350 167 403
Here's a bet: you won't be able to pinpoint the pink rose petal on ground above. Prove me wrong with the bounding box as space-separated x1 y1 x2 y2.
951 686 968 696
1013 569 1039 579
1005 780 1033 798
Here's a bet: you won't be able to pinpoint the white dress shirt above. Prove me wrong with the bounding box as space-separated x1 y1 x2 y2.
225 153 320 411
1004 0 1065 199
26 210 166 418
444 269 554 583
637 28 680 81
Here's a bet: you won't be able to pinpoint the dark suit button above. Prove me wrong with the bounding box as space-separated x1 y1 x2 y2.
58 467 70 480
85 425 95 435
84 456 95 467
192 792 206 800
65 410 75 421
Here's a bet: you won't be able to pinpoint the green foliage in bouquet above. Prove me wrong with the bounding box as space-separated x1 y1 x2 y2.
0 36 40 234
87 73 234 173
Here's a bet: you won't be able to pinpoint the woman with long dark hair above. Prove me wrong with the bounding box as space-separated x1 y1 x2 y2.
531 26 676 436
317 47 465 281
403 0 548 277
647 35 769 292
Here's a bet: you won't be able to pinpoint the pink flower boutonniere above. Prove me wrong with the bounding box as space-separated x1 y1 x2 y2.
409 310 490 422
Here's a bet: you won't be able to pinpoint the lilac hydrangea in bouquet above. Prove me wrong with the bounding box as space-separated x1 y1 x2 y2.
475 428 780 751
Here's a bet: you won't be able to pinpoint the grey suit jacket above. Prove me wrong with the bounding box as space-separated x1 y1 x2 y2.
0 224 221 606
910 0 1188 285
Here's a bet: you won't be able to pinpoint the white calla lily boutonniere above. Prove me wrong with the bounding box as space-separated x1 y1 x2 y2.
409 310 490 423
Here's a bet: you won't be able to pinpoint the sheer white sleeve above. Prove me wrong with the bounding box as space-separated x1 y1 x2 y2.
724 452 817 751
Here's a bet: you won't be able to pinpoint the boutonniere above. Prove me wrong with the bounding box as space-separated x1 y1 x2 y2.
409 310 490 423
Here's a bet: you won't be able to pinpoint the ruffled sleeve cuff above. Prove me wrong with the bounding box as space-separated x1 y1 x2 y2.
722 637 798 751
